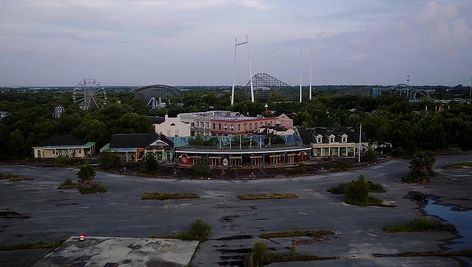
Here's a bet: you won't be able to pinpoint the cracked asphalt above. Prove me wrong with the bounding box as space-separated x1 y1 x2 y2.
1 153 471 266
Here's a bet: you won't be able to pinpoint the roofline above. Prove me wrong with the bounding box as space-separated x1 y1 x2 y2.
176 147 310 155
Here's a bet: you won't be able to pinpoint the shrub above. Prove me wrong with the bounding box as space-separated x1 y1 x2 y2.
191 157 211 177
76 165 106 194
344 176 369 204
77 165 95 182
329 176 385 195
98 152 122 170
252 242 267 267
143 153 159 174
177 219 212 241
402 151 436 184
362 147 378 164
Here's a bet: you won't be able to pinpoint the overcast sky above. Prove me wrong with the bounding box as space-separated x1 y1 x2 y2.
1 0 471 87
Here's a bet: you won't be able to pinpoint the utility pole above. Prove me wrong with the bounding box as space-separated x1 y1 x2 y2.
309 43 313 100
358 123 362 163
231 35 254 105
299 46 303 103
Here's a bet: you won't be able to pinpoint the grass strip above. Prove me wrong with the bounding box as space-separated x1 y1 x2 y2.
142 192 200 200
0 172 33 181
260 230 335 239
57 179 78 189
442 162 472 169
397 249 472 257
0 240 64 251
264 253 336 264
383 218 456 233
238 193 298 200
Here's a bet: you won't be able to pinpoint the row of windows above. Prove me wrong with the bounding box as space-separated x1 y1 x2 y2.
316 135 348 143
212 121 273 131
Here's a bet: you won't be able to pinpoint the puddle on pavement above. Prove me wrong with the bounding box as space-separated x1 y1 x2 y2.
216 235 252 241
423 197 472 250
0 211 30 219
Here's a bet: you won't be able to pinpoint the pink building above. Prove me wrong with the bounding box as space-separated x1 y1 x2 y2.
210 116 277 135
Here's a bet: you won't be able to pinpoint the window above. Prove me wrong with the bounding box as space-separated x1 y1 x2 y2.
341 134 348 143
316 135 323 143
329 135 335 143
219 123 221 130
212 123 215 129
238 124 240 131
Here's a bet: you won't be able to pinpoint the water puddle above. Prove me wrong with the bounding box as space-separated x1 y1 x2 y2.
423 197 472 250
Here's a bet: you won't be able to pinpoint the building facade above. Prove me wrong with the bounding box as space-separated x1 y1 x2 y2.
151 114 191 137
33 135 95 159
298 127 368 158
101 133 174 162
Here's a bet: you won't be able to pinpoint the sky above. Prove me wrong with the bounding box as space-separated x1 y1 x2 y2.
0 0 471 87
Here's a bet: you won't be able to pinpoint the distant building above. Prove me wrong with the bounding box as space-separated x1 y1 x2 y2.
33 135 95 159
179 110 293 136
150 115 191 137
100 133 173 162
297 127 368 158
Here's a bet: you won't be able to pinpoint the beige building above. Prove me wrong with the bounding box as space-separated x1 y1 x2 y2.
152 114 191 137
33 135 95 159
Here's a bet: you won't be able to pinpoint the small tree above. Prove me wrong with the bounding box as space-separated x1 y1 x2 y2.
404 151 436 183
177 219 212 241
344 175 369 204
77 164 96 188
191 157 211 177
144 153 159 174
362 146 378 164
98 152 123 170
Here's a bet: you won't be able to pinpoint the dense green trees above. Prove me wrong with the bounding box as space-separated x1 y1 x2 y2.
402 151 436 183
0 90 470 160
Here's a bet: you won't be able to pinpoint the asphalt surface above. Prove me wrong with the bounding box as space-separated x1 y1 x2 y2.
1 153 471 267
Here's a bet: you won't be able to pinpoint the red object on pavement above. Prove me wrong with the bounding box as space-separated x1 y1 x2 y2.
79 233 85 241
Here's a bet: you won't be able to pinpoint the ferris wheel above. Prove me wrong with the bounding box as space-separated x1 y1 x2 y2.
72 79 107 111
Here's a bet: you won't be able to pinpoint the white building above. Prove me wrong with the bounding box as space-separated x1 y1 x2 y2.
152 114 191 137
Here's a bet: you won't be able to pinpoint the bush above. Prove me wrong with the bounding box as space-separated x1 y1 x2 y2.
98 153 122 170
329 176 385 195
77 165 95 182
177 219 212 241
344 176 369 204
76 165 106 194
191 157 211 177
402 151 436 184
143 153 159 174
252 242 267 267
362 147 378 164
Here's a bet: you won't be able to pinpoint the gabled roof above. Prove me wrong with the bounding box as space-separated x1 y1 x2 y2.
110 133 173 149
39 135 84 146
297 127 367 144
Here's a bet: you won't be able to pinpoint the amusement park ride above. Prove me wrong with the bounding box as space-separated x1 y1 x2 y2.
72 79 107 111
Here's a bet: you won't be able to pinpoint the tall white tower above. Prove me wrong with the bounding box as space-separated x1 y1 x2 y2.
299 46 303 103
309 43 313 100
231 35 254 105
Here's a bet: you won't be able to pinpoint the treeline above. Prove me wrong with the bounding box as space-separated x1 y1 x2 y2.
0 90 471 159
0 92 153 159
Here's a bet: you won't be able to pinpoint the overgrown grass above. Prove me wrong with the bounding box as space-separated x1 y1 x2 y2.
177 219 211 241
397 249 472 257
78 183 107 194
383 218 457 233
260 230 335 239
238 193 298 200
0 172 33 181
346 196 385 207
328 180 385 194
245 241 335 267
0 240 64 251
442 162 472 169
57 178 78 189
141 192 200 200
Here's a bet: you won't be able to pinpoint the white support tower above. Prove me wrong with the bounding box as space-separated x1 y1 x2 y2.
309 43 313 100
299 46 303 103
231 35 254 105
